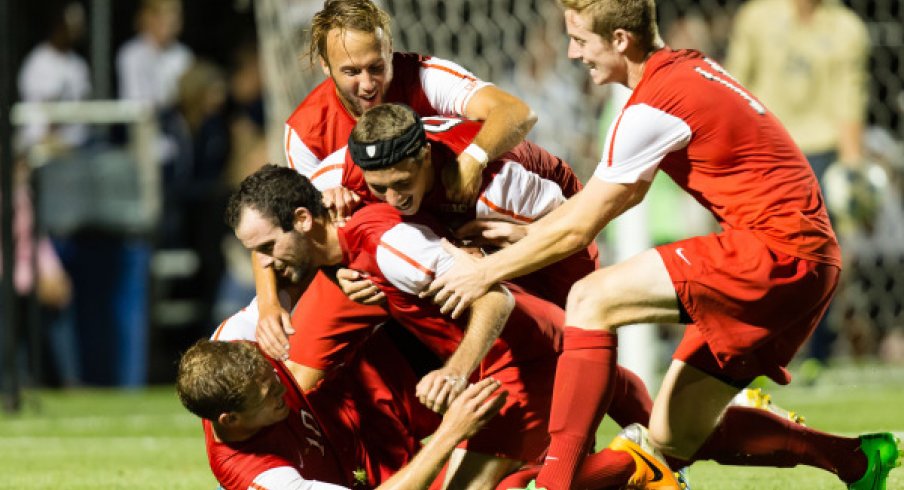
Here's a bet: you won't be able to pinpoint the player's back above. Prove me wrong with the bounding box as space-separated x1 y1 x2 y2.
631 48 840 266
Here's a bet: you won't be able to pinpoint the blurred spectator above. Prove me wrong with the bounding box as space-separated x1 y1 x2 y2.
116 0 194 183
0 160 80 388
726 0 869 181
214 43 267 322
117 0 192 111
17 0 91 154
726 0 870 373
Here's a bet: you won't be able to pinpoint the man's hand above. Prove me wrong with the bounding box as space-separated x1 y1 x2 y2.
336 268 386 305
321 186 361 226
256 303 294 361
434 378 507 442
416 367 469 414
455 219 527 249
443 153 484 204
420 240 492 319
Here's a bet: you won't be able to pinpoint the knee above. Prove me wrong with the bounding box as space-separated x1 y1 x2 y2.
566 272 616 330
647 418 706 461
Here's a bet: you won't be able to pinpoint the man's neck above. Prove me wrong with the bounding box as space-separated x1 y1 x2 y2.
211 421 259 443
319 219 346 266
626 44 664 90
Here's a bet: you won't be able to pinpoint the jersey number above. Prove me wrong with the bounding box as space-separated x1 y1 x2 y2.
694 59 766 115
422 116 465 133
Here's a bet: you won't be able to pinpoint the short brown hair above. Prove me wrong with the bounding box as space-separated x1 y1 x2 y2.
307 0 392 66
224 164 326 232
559 0 660 53
351 103 419 144
176 340 270 421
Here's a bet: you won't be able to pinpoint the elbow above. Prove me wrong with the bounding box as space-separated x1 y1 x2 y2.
563 228 596 254
521 107 538 133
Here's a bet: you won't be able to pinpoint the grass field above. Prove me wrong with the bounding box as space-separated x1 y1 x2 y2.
1 363 902 490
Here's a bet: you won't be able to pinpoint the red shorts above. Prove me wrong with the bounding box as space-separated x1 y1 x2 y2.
290 270 390 370
460 356 557 464
658 229 839 385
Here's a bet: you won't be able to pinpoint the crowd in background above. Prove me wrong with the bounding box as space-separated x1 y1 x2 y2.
3 0 904 389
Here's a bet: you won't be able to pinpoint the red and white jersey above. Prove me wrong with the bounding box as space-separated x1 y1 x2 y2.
338 203 562 375
313 117 596 307
204 328 433 490
285 52 490 178
597 48 840 266
204 352 355 490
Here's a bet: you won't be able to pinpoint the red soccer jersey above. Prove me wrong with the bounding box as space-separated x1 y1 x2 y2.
205 334 435 490
322 117 596 307
285 52 489 179
597 48 840 267
337 203 562 375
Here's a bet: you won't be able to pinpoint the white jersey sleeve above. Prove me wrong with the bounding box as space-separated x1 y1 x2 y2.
594 103 692 183
285 124 322 177
477 161 566 223
250 467 349 490
309 147 347 191
210 298 259 341
420 57 492 116
376 223 455 295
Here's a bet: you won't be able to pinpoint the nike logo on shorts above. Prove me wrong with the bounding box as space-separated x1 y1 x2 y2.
675 247 691 265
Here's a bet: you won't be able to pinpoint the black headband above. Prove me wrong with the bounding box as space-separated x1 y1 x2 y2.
348 118 427 170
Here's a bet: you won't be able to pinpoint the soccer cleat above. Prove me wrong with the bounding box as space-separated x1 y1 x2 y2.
507 481 545 490
731 388 806 425
675 466 691 489
608 423 682 490
848 432 902 490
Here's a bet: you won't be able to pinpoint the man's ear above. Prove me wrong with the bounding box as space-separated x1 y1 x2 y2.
294 207 314 233
217 412 237 427
319 56 330 78
612 28 631 54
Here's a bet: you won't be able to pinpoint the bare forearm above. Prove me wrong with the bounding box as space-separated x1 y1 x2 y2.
445 285 514 376
253 251 281 309
375 423 462 490
478 195 604 284
465 86 537 159
837 120 864 165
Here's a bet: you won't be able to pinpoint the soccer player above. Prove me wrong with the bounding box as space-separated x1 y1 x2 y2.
225 165 685 489
421 1 903 489
255 0 538 361
317 103 594 309
177 337 505 490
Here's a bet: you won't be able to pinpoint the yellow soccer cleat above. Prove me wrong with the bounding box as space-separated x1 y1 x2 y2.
731 388 806 425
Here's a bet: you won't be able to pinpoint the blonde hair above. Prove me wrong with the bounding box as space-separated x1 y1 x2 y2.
176 340 270 421
307 0 392 66
559 0 660 53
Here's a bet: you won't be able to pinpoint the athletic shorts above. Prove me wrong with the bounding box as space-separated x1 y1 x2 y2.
658 229 840 385
460 356 558 464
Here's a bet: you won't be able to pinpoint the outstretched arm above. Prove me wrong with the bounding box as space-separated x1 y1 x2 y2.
377 378 507 490
424 177 651 318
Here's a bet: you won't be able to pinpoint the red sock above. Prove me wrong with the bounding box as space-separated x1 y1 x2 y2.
536 328 618 490
607 365 653 428
495 450 635 490
692 406 867 483
573 448 636 489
